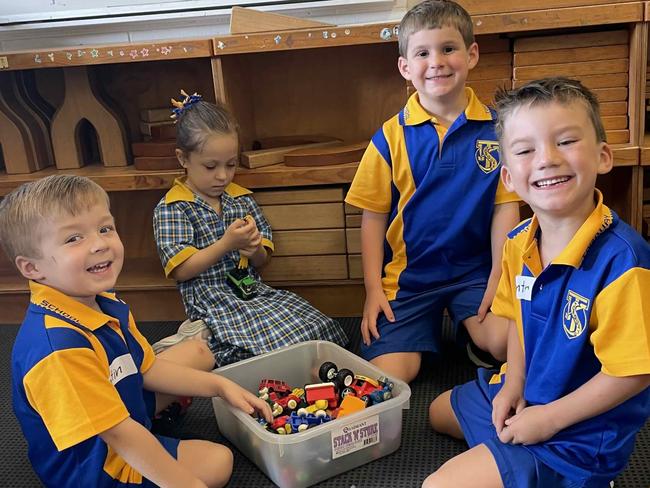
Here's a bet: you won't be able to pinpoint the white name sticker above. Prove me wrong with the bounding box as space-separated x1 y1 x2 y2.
515 275 536 301
331 414 380 459
109 354 138 385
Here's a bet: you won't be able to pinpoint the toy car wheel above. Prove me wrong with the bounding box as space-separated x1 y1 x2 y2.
298 424 309 432
361 395 369 404
315 409 327 418
284 424 293 434
341 387 354 397
297 408 308 416
287 398 298 410
335 368 354 389
276 428 287 435
382 391 392 401
272 404 283 417
319 362 338 382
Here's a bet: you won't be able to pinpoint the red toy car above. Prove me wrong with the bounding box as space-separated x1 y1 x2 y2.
341 375 381 404
259 379 292 399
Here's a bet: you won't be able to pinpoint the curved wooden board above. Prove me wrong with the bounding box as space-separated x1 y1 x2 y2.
283 141 368 167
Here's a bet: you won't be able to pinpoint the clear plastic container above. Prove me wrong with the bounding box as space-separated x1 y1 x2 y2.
212 340 411 488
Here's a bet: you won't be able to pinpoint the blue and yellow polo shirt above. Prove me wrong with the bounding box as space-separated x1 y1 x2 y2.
491 191 650 482
345 88 519 300
12 282 158 487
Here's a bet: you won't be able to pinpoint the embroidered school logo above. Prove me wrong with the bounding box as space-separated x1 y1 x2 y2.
475 140 500 173
562 290 590 339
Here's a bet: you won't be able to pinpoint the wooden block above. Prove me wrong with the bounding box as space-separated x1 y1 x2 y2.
272 229 346 256
51 66 128 169
602 116 628 130
514 30 628 52
347 255 362 279
16 70 55 123
344 203 363 215
467 64 512 81
513 73 628 89
0 99 36 174
346 228 361 254
593 87 628 102
261 202 344 230
606 130 630 144
132 141 177 157
252 134 341 150
514 45 628 67
514 59 628 81
475 35 510 54
140 108 172 123
230 6 334 35
241 141 342 168
600 101 628 116
284 141 368 167
140 120 176 138
133 156 180 171
346 214 362 228
254 187 344 205
260 255 348 281
476 51 512 66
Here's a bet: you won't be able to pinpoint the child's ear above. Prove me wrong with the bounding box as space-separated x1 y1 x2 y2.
597 142 614 175
500 164 515 193
175 148 188 168
467 42 479 70
398 56 411 81
15 256 44 281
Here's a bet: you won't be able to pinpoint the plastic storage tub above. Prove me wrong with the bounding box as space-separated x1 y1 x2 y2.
212 340 411 488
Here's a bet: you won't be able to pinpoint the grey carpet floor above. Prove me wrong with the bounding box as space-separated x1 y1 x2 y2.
1 319 648 487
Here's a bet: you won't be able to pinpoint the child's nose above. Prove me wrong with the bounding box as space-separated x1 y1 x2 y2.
537 145 561 168
91 234 109 252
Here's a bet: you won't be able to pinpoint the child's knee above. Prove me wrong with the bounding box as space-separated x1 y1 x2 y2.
206 444 233 488
421 471 448 488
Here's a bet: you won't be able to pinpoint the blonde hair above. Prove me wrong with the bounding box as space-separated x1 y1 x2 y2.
0 175 109 262
398 0 474 57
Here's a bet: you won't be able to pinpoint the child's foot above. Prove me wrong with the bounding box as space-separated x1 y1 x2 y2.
152 319 214 354
466 342 499 369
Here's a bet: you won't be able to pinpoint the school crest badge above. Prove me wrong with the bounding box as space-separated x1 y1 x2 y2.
475 140 500 174
562 290 590 339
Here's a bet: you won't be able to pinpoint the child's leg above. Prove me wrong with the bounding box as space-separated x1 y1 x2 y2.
177 439 233 488
463 313 508 361
155 340 215 413
371 352 421 383
429 390 463 439
421 444 503 488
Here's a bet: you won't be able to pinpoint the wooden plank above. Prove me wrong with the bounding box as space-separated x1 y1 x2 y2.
260 255 348 281
475 35 510 54
284 141 368 167
140 120 175 137
514 59 628 80
593 87 628 102
513 72 628 89
606 130 630 144
346 214 362 227
347 254 362 280
467 64 512 81
133 156 179 171
514 29 628 52
241 141 342 168
0 39 213 71
457 0 634 16
514 45 628 67
602 115 628 131
140 108 172 123
253 187 344 205
629 22 647 147
346 228 361 254
612 146 638 166
476 51 512 66
271 229 346 256
229 6 333 34
261 202 344 230
132 141 176 157
344 203 362 215
600 101 628 116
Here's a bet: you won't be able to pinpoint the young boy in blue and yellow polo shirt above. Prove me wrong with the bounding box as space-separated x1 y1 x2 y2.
425 78 650 487
345 0 520 382
0 175 271 488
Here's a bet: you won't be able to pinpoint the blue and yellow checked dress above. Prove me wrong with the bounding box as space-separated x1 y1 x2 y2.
154 177 348 366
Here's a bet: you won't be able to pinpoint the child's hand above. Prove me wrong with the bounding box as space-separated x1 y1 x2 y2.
222 217 257 252
492 383 526 436
498 404 560 445
217 376 273 422
239 223 262 257
361 288 395 346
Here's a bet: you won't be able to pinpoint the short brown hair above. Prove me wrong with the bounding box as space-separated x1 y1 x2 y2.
0 175 109 263
175 99 240 156
494 77 607 147
398 0 474 57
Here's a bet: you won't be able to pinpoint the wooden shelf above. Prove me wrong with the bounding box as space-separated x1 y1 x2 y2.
0 162 360 196
641 133 650 164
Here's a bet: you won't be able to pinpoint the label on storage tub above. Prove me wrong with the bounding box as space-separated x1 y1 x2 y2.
331 415 380 459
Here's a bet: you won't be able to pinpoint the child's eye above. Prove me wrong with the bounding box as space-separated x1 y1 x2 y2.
99 225 115 234
65 235 82 244
513 148 532 156
416 50 428 58
559 139 577 146
443 46 455 54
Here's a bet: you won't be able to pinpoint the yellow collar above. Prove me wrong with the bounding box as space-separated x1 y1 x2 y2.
164 177 252 204
402 87 493 126
29 281 118 331
521 190 612 270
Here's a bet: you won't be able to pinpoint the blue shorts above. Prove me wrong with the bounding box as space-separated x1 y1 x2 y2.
361 277 486 361
451 370 609 488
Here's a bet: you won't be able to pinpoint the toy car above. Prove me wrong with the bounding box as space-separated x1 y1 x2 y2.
269 391 301 411
269 415 291 434
304 382 338 408
259 379 292 398
296 399 329 417
287 411 331 433
341 375 382 404
226 267 257 300
317 362 355 391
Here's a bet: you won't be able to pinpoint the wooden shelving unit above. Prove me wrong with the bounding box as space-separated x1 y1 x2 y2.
1 2 649 323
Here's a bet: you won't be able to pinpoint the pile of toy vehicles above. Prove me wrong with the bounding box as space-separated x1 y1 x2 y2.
256 361 394 435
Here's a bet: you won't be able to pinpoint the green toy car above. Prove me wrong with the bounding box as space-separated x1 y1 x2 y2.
226 267 258 300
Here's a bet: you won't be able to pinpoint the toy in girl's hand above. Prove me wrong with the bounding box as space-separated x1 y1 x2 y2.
226 254 257 300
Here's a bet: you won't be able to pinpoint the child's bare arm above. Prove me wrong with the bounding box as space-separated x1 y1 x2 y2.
500 372 650 445
171 219 254 282
143 358 273 421
100 417 206 488
360 209 394 345
478 202 520 320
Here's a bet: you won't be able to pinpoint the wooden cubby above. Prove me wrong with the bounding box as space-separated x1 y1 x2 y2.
0 2 648 323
